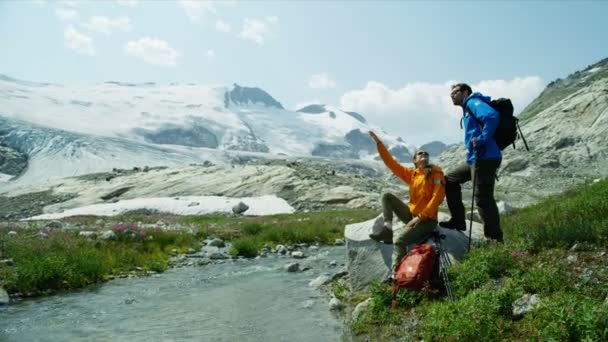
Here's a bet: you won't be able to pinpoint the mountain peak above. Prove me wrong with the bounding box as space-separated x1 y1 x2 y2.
224 84 284 109
296 104 326 114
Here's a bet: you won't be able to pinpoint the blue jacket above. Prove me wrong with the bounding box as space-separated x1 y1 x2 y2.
462 92 502 164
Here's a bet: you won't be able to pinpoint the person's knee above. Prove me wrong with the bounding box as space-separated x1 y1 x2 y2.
445 181 459 191
382 192 397 202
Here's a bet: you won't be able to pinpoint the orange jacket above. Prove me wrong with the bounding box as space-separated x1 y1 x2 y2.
376 141 446 221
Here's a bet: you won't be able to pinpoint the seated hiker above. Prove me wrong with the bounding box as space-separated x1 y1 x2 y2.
368 131 446 272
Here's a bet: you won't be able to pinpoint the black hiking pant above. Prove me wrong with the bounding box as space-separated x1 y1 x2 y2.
444 159 503 242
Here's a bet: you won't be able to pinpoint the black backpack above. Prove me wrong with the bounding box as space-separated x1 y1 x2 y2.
463 97 529 151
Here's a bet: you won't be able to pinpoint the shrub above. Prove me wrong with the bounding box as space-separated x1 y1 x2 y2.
519 292 608 341
449 242 515 297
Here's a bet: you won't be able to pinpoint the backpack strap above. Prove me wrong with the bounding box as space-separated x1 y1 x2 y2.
461 97 483 129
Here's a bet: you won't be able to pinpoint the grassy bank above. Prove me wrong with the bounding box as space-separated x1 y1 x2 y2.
0 209 376 297
350 179 608 341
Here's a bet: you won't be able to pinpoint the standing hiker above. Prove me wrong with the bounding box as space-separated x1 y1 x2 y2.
368 131 446 272
439 83 503 242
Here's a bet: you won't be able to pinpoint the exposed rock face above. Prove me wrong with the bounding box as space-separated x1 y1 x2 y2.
345 213 485 291
297 104 326 114
0 143 27 177
133 125 219 148
224 84 284 109
419 141 447 157
344 111 367 124
345 129 376 153
389 145 413 162
311 144 359 159
436 67 608 208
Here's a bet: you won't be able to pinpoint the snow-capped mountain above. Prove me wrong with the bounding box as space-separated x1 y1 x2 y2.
0 75 411 188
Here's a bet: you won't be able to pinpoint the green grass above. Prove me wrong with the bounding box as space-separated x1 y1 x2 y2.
350 178 608 341
503 178 608 249
181 209 376 257
0 227 200 295
0 209 377 296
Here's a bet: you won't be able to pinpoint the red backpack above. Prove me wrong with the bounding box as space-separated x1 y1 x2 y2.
391 244 437 308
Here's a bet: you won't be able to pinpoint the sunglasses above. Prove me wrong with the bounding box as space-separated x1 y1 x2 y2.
450 89 462 96
416 151 429 157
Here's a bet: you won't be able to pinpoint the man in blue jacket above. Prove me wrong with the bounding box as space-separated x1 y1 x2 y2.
439 83 503 242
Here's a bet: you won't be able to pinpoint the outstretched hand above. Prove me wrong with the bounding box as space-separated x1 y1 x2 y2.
369 131 382 144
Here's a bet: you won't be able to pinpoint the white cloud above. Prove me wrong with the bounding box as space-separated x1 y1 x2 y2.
309 73 336 89
266 16 278 23
206 49 215 58
83 16 132 34
176 0 217 22
64 24 95 55
60 0 80 6
339 77 545 146
125 37 180 66
116 0 138 7
56 8 79 21
215 20 231 33
239 18 270 44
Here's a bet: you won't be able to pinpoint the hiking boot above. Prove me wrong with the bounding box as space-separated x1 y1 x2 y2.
381 275 396 285
438 219 466 231
369 227 393 244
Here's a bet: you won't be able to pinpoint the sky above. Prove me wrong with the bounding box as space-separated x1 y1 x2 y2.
1 0 608 146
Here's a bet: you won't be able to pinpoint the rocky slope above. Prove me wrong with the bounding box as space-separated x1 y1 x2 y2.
436 58 608 207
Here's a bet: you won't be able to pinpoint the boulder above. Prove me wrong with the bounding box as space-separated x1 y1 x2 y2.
100 230 116 240
232 201 249 214
286 263 300 272
345 213 485 291
352 298 372 321
512 294 541 319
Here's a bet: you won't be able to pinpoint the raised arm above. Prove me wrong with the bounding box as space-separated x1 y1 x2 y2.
369 131 413 184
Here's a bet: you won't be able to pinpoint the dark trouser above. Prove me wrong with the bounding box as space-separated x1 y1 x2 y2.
444 159 503 242
382 192 438 270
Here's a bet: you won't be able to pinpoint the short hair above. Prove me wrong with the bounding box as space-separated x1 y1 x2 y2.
451 83 472 96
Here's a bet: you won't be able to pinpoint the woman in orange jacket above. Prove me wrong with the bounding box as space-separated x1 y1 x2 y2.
368 131 446 271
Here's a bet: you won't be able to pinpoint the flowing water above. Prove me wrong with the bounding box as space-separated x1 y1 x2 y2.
0 247 346 341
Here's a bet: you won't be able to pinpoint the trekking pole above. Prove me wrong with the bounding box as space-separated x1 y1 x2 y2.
434 232 454 301
468 149 479 252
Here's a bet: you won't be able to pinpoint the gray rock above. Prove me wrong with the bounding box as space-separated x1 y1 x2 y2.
232 201 249 214
286 263 300 272
187 202 199 207
275 245 287 255
345 213 484 291
79 231 97 238
567 255 578 263
186 248 196 254
570 243 591 251
8 231 17 237
209 252 229 260
197 259 211 266
291 251 305 259
207 238 225 247
329 260 338 267
352 298 372 321
329 297 345 310
334 239 345 246
513 294 540 318
497 201 513 215
0 258 15 266
309 274 331 288
0 287 9 305
100 230 116 240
